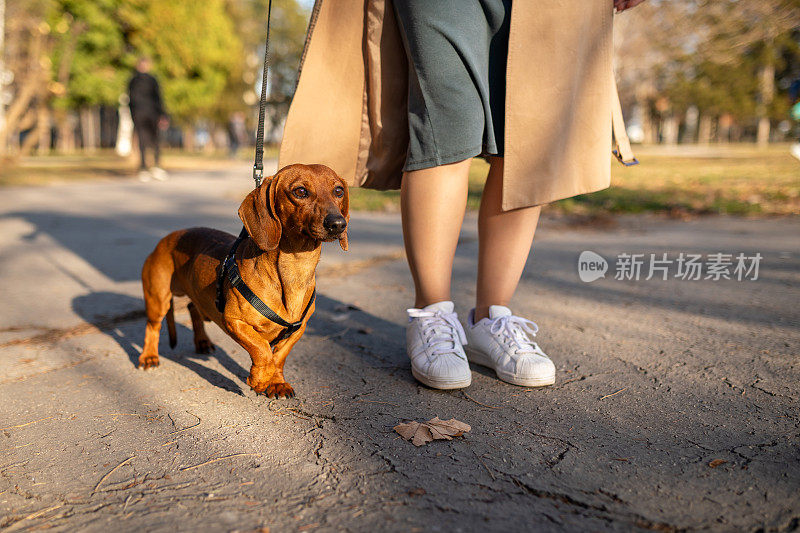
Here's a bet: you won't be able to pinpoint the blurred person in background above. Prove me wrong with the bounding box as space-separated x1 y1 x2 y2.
228 112 248 159
129 57 169 182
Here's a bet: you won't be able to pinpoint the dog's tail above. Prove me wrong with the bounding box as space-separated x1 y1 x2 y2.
166 298 177 349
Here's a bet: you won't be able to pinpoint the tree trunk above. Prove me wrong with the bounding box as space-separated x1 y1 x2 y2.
55 111 77 153
732 124 742 143
662 115 679 145
19 105 49 156
757 117 771 146
183 126 196 152
756 62 775 148
683 106 699 144
642 109 656 144
80 107 99 153
697 115 713 145
717 114 732 143
1 26 47 159
35 102 50 155
634 83 657 144
0 74 40 153
80 107 100 154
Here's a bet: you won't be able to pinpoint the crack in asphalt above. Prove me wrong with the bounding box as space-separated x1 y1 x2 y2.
507 475 679 532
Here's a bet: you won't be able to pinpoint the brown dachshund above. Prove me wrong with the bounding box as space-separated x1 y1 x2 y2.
139 163 349 398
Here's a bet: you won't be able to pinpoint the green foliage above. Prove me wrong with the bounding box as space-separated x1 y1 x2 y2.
229 0 310 133
264 0 311 104
49 0 129 107
47 0 247 122
119 0 244 122
665 57 759 119
662 0 800 122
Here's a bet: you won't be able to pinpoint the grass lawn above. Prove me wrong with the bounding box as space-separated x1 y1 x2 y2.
2 144 797 216
348 144 800 216
0 148 272 186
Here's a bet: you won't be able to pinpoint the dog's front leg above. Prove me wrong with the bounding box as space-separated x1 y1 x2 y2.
264 319 311 396
226 320 295 399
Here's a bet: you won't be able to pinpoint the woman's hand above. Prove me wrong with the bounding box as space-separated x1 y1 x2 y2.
614 0 646 13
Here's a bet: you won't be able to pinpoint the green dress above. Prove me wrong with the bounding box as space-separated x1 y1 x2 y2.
392 0 512 171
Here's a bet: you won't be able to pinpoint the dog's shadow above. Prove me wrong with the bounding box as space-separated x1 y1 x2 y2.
72 291 248 394
72 291 413 395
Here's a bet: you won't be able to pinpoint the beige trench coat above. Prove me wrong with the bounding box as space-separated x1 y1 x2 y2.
279 0 632 210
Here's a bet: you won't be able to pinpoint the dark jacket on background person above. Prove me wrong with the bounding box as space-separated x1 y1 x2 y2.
128 72 166 119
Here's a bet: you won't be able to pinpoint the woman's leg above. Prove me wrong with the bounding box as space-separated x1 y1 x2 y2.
475 157 541 321
401 158 472 308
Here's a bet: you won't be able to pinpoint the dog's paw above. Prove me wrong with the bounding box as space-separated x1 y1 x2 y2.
194 338 216 354
138 354 160 370
262 382 295 399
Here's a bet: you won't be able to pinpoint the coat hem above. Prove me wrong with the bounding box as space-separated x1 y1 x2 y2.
501 176 612 211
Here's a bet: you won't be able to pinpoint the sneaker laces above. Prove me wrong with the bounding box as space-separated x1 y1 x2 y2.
407 309 467 358
489 315 541 355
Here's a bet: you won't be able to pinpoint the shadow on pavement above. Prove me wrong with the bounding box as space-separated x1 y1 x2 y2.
70 290 415 395
4 208 234 283
72 291 247 394
307 292 413 380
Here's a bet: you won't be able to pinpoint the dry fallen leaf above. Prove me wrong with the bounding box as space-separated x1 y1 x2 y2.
394 417 471 446
708 459 727 468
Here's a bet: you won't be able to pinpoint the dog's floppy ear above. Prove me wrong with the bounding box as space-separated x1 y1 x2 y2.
339 185 350 252
238 176 281 251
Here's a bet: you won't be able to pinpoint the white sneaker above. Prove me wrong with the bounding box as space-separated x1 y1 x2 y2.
150 167 168 181
406 301 472 389
138 169 152 182
465 306 555 387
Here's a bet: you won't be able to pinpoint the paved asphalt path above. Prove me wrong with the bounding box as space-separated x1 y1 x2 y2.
0 165 798 532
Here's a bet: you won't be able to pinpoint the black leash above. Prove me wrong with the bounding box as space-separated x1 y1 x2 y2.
252 0 272 188
215 0 316 346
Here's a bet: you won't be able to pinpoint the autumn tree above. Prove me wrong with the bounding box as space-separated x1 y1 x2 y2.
119 0 244 124
3 0 248 155
227 0 309 141
1 0 310 158
48 0 127 151
691 0 800 146
613 0 704 143
0 0 57 157
614 0 799 145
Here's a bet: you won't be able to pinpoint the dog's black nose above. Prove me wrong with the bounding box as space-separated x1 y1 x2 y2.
323 214 347 233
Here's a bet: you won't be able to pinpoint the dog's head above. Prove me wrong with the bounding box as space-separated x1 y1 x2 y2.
238 163 350 252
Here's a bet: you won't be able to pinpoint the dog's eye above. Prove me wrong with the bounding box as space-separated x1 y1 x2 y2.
293 187 309 199
333 186 345 198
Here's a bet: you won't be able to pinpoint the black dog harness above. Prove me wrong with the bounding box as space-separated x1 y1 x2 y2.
215 227 316 348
